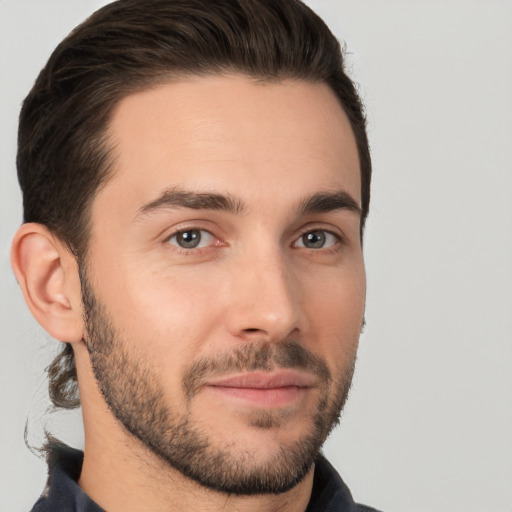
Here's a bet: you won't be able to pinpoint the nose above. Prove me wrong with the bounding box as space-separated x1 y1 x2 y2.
224 247 305 343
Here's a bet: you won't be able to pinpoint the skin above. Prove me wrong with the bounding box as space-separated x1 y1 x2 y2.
12 74 365 512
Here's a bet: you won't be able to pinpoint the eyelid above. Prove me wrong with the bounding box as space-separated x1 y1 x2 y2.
167 228 214 246
160 219 220 242
161 222 345 253
292 226 345 249
163 224 224 255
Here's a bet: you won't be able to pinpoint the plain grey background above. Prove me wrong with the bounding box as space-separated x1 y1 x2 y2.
1 1 511 511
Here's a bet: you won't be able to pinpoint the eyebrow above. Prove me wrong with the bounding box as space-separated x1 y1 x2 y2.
135 186 246 218
135 186 361 219
297 190 362 217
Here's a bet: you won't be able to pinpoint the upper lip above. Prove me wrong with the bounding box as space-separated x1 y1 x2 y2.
205 370 317 389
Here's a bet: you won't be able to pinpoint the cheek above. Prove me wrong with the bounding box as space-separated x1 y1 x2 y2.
306 259 365 313
94 262 226 367
93 264 228 408
302 264 366 355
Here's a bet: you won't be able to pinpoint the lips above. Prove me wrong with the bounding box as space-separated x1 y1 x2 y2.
207 370 316 389
204 370 316 408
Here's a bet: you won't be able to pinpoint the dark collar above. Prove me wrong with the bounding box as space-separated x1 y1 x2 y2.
307 454 381 512
31 443 105 512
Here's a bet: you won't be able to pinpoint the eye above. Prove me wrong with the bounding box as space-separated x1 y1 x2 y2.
167 229 215 249
294 230 339 249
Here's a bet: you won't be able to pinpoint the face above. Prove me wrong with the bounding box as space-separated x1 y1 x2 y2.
83 74 365 494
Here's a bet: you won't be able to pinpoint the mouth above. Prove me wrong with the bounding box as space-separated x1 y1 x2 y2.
204 370 316 408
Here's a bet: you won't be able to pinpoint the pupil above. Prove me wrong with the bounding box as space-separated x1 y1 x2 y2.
178 230 201 248
304 231 325 248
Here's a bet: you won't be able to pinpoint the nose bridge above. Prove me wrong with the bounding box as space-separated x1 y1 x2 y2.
225 239 302 342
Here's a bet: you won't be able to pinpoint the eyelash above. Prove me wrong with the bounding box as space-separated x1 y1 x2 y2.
293 228 343 252
164 226 344 255
165 228 220 255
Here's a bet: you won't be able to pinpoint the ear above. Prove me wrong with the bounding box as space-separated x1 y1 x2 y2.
11 223 84 343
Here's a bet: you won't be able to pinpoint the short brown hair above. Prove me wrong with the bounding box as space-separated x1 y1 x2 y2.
17 0 372 410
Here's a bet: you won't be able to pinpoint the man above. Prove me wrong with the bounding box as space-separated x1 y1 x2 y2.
11 0 378 510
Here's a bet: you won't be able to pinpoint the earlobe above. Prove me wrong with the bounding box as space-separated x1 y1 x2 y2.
11 223 84 343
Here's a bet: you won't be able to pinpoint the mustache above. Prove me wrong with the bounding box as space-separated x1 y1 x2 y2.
182 341 332 400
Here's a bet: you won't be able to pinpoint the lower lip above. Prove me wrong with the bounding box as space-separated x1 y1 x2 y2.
205 385 308 408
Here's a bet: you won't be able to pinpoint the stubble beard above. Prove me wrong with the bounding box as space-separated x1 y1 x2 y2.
81 272 357 495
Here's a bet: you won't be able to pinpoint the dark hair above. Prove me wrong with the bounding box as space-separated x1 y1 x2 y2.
17 0 371 410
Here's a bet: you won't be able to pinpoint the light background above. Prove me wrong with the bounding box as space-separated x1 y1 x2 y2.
1 1 511 511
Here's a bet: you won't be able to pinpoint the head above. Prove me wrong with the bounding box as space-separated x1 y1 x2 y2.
13 0 371 496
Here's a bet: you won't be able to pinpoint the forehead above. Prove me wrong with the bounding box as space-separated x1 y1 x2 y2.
96 74 360 218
